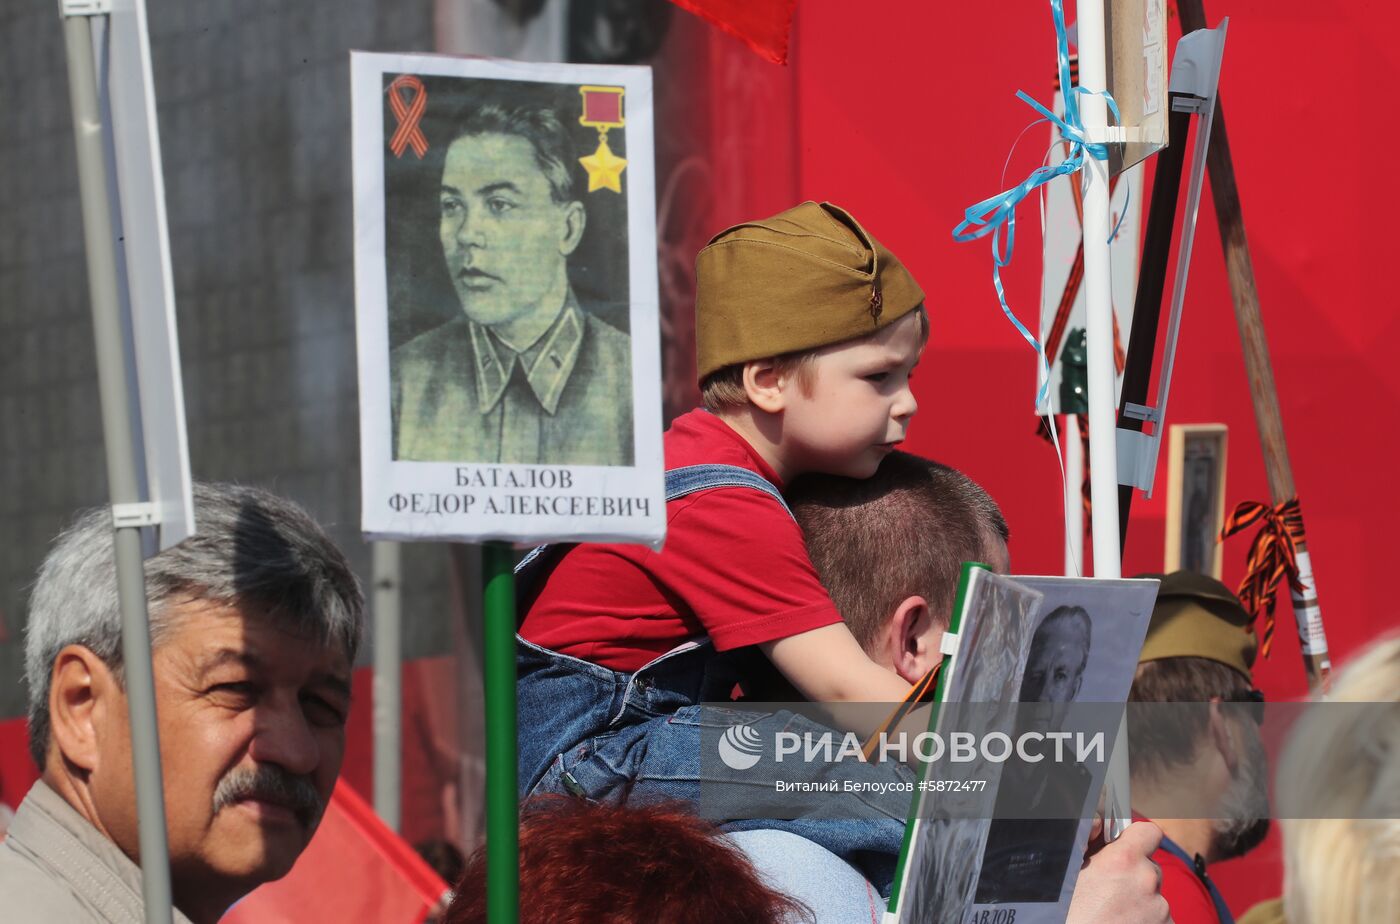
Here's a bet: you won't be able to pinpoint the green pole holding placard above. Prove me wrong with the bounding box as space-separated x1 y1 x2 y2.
483 542 519 924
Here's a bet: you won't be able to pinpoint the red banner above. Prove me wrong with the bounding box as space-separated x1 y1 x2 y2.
0 718 36 814
668 0 799 65
223 779 448 923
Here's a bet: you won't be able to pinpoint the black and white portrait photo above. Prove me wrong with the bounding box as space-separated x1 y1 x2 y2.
1165 424 1228 579
967 576 1158 924
353 53 664 545
975 605 1096 905
386 79 634 466
894 569 1044 924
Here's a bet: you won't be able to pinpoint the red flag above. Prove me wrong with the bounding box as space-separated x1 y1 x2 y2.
0 718 37 813
668 0 799 65
223 779 449 924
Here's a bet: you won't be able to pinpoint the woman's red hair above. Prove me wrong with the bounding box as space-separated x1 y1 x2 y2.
445 797 812 924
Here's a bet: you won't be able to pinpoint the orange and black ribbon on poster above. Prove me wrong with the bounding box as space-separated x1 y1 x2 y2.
387 75 429 159
1219 496 1306 658
862 662 942 761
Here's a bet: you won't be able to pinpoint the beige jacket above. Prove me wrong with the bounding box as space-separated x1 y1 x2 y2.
0 780 195 923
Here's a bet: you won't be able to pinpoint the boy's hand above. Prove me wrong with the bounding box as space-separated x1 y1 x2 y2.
760 623 913 707
1067 821 1172 924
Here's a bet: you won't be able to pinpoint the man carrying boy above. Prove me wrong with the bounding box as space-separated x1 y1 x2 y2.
516 201 926 891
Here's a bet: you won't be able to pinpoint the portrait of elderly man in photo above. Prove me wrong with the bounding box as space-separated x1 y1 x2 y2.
0 484 364 923
391 93 634 466
976 604 1097 906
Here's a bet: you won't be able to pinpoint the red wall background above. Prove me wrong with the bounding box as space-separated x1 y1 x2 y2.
785 0 1400 910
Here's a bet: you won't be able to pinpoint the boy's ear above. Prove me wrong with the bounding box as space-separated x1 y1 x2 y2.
742 359 788 414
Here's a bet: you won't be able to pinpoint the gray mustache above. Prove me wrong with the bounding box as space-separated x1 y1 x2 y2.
212 765 323 827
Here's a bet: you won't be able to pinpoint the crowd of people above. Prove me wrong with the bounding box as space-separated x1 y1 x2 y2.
0 185 1395 924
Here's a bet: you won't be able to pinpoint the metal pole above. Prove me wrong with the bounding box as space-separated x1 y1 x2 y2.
61 10 173 924
482 543 518 924
1064 415 1084 576
1116 105 1194 551
1074 0 1132 841
372 541 403 831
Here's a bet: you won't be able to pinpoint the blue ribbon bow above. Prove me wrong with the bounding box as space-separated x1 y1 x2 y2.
952 0 1122 409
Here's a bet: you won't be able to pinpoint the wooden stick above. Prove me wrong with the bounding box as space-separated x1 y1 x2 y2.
1176 0 1331 689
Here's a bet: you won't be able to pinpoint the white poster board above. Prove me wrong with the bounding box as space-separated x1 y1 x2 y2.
968 575 1157 924
96 1 195 551
352 52 665 545
1036 107 1143 417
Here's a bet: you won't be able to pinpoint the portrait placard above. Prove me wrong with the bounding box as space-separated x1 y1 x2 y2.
967 575 1158 924
1165 424 1229 578
1036 70 1144 416
892 568 1044 924
351 52 664 545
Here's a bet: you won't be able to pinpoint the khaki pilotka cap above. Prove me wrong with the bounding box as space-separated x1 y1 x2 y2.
694 201 926 382
1136 570 1258 681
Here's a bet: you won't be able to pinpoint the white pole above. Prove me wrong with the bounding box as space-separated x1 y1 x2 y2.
1064 415 1084 577
1074 0 1132 840
1075 0 1121 578
372 541 403 831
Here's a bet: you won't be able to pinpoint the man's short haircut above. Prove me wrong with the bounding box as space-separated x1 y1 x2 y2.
449 98 577 204
699 305 930 413
787 451 1008 651
24 482 365 768
1127 655 1253 783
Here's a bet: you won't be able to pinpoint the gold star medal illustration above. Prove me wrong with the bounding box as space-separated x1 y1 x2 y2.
578 85 627 194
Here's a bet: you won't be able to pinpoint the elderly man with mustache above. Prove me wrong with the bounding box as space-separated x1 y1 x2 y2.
0 483 364 924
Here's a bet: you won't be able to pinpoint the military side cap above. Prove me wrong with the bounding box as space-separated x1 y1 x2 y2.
694 201 925 382
1136 570 1258 680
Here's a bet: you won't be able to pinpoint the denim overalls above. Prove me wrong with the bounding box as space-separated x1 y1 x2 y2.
516 464 912 895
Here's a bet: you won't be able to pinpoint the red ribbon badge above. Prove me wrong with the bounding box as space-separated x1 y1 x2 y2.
387 75 428 160
1219 496 1307 658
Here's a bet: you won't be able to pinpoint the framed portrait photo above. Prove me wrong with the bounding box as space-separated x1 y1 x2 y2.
351 52 664 546
1164 424 1229 578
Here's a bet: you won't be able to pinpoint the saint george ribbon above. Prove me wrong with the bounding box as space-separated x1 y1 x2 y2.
1219 496 1307 658
862 662 942 761
387 75 429 159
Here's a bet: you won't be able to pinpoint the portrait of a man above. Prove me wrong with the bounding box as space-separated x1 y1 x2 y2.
975 605 1096 906
1166 424 1228 578
1020 604 1092 725
389 91 635 466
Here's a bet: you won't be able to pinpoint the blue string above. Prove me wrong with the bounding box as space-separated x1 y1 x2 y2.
952 0 1122 409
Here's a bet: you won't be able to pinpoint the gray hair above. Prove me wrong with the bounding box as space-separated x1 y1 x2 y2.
24 482 364 768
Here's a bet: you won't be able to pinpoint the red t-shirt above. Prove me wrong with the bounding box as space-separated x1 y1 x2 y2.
1134 815 1227 924
519 409 843 672
1156 847 1224 924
